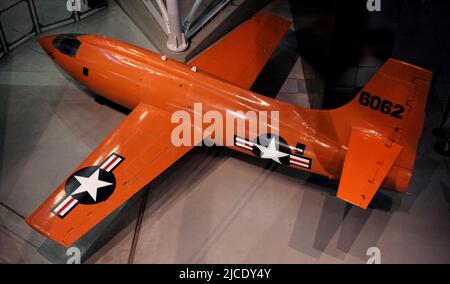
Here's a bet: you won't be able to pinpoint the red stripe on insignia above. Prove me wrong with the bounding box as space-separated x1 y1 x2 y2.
236 142 253 150
290 155 310 168
56 197 75 215
235 137 254 150
61 198 78 216
292 162 309 168
290 156 309 163
103 156 119 171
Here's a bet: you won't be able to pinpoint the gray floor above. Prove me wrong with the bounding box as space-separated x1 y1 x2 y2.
0 0 449 264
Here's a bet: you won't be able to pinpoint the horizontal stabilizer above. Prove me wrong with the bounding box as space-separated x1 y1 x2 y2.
337 128 403 209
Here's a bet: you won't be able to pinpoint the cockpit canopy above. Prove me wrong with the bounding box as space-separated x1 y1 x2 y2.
52 34 82 57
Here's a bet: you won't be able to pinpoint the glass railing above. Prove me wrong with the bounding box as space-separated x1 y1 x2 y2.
0 0 36 52
0 0 107 58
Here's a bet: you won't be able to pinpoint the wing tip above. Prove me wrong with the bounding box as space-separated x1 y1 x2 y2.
336 192 369 209
26 215 72 248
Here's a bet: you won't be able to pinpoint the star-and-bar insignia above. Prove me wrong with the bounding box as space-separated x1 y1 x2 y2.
52 153 124 218
234 136 312 169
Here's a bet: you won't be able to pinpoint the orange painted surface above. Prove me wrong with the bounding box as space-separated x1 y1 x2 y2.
337 129 403 209
27 104 194 246
27 12 432 246
189 12 291 89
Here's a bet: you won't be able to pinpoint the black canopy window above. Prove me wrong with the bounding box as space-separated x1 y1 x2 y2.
52 34 82 57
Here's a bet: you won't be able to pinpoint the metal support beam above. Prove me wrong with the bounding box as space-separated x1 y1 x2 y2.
185 0 230 39
146 0 169 34
165 0 188 52
182 0 203 33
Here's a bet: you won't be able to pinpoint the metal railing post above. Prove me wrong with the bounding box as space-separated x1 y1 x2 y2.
28 0 41 33
0 21 7 54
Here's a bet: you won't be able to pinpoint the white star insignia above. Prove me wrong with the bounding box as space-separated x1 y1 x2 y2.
255 137 289 164
71 169 113 202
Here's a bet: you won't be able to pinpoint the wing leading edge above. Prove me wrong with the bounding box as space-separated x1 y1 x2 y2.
26 104 193 247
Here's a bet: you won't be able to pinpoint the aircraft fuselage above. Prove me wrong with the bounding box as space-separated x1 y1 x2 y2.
39 34 411 193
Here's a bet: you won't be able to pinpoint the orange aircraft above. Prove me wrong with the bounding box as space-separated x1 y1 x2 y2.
27 12 432 247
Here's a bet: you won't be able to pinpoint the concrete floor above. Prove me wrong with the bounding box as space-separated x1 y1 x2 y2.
0 0 449 264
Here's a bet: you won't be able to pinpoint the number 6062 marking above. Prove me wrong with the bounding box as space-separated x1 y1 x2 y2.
358 91 405 119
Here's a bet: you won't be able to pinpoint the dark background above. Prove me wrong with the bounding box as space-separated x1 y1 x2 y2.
289 0 450 109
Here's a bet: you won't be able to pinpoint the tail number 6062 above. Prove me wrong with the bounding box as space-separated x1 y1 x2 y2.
359 91 405 119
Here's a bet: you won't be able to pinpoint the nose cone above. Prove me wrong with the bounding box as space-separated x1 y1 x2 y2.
38 35 55 56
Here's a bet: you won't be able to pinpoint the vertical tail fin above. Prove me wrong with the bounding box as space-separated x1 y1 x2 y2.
341 59 433 191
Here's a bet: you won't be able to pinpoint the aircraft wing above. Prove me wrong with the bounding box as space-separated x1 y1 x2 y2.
336 129 403 209
189 12 291 90
26 104 193 247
